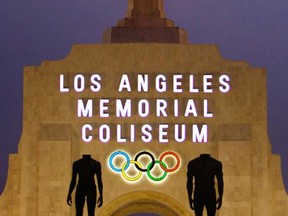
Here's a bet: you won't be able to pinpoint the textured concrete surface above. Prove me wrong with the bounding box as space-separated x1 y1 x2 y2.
0 43 287 215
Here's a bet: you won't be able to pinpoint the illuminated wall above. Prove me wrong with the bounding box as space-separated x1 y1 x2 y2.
0 43 287 216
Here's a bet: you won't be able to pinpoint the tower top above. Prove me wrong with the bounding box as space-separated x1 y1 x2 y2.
102 0 188 43
126 0 165 19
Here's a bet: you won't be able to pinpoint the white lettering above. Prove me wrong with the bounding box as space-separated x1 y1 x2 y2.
74 74 85 92
130 124 135 142
173 75 183 93
142 124 152 142
90 74 101 92
99 124 110 143
155 74 167 92
60 74 69 92
203 99 213 118
203 75 213 93
219 74 230 93
118 74 131 92
156 99 168 117
117 124 126 142
138 99 150 117
82 124 93 143
174 99 179 117
159 124 169 143
116 99 132 117
184 99 197 117
189 75 199 93
78 99 93 117
192 124 208 142
175 124 186 142
138 74 148 92
99 99 109 117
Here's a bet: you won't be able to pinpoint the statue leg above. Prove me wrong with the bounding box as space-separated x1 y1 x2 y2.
87 185 97 216
205 190 216 216
194 192 205 216
75 189 85 216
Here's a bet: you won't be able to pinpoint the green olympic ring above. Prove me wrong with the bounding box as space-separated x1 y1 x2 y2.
147 160 167 181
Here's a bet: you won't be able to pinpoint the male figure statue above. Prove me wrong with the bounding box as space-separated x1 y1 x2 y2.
67 155 103 216
187 154 224 216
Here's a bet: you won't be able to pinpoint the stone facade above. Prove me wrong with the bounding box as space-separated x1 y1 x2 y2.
0 43 287 216
0 0 287 215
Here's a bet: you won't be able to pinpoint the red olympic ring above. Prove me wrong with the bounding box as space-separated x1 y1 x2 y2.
159 151 181 172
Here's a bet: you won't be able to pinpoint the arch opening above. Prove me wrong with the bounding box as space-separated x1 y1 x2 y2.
98 190 190 216
128 213 162 216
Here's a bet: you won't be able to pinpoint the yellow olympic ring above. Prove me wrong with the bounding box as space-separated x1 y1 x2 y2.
121 160 143 181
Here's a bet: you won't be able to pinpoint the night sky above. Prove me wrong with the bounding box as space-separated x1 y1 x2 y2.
0 0 287 194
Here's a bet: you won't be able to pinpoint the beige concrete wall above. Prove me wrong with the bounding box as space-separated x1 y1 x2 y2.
0 44 287 215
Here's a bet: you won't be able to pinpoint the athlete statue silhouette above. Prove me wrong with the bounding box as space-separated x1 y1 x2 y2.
186 154 223 216
67 155 103 216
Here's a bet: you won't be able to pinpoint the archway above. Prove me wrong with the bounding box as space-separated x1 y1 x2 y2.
98 190 191 216
128 214 161 216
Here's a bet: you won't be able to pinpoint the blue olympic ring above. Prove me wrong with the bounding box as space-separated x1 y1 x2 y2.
109 151 130 172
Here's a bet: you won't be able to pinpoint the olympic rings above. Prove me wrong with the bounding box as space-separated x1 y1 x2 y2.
159 151 181 172
147 160 167 181
108 150 181 182
121 160 142 181
109 151 130 172
134 151 155 172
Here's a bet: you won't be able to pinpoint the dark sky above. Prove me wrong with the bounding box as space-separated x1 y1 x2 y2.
0 0 287 194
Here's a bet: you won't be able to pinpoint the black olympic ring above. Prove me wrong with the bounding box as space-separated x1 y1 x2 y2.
134 151 155 172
